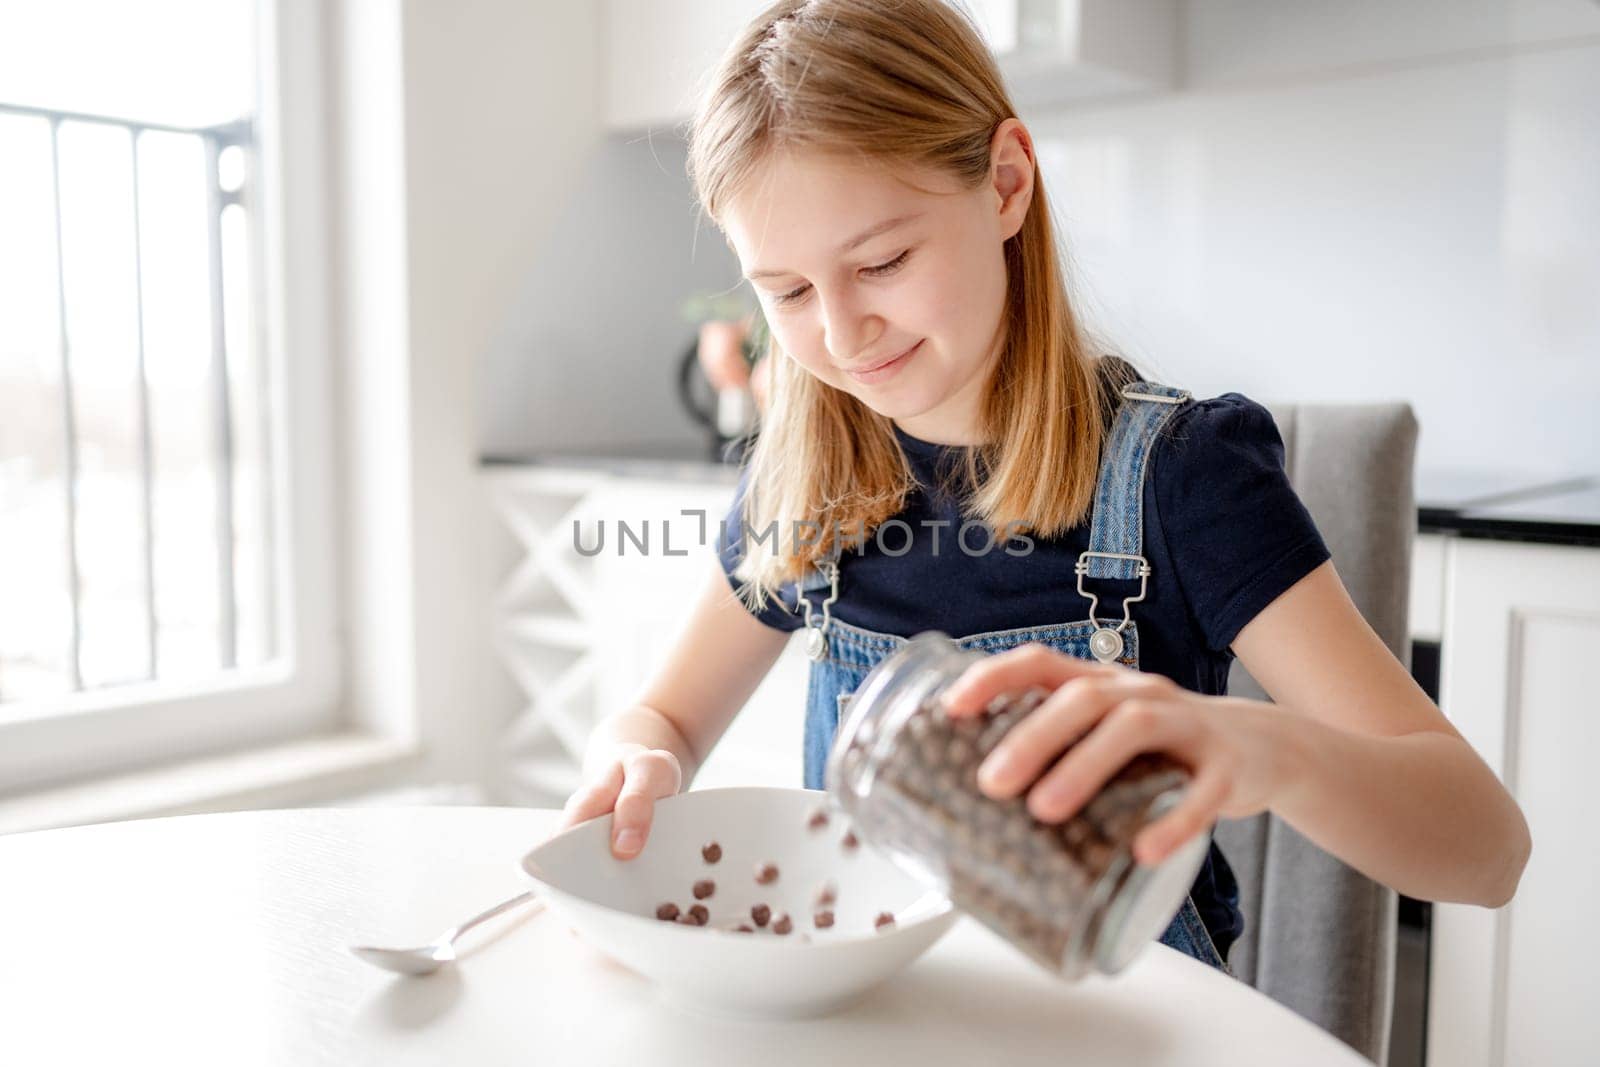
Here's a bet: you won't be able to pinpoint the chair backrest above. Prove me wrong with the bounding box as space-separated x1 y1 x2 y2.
1213 400 1417 1064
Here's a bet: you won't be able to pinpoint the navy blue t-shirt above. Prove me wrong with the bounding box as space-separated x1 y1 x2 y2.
717 391 1332 960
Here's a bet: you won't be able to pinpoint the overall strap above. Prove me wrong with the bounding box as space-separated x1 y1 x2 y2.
1076 381 1193 655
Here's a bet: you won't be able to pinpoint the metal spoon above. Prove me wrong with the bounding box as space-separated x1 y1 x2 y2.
349 889 545 976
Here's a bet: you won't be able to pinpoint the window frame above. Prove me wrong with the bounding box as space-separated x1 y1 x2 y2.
0 0 343 795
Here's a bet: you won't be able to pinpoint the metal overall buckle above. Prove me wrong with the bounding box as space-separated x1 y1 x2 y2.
800 558 841 662
1119 384 1192 405
1075 550 1151 663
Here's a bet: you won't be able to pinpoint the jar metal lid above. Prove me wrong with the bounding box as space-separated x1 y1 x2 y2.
1090 789 1212 974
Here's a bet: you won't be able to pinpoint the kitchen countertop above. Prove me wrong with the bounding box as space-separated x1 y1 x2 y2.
482 441 739 484
1415 472 1600 547
482 449 1600 548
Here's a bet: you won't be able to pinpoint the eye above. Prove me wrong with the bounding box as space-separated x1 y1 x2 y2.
773 282 811 307
862 249 910 277
766 250 912 309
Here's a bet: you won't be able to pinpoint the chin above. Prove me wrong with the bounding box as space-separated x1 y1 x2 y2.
854 392 944 424
837 381 905 410
819 353 950 420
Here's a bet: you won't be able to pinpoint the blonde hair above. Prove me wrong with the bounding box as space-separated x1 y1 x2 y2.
687 0 1127 613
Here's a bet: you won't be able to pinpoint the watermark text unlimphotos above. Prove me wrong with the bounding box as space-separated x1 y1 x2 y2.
572 510 1036 558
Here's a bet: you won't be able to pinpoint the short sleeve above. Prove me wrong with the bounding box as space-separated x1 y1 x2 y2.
1150 393 1332 653
716 467 804 633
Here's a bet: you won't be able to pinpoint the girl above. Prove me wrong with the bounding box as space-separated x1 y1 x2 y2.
556 0 1529 971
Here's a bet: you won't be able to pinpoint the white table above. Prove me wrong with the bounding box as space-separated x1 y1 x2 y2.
0 807 1369 1066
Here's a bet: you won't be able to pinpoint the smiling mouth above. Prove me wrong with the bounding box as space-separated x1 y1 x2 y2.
845 340 921 381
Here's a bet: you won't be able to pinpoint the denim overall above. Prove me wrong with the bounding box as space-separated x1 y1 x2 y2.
792 380 1229 972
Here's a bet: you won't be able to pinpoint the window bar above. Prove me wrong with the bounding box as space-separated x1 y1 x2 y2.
47 116 85 692
129 127 159 681
234 123 278 662
203 133 238 670
0 101 201 137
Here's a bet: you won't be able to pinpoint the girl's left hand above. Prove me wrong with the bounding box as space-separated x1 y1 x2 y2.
940 643 1293 867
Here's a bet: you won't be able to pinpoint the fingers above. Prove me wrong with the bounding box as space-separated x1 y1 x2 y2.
557 759 625 835
975 673 1156 799
1132 763 1230 867
609 749 683 859
1026 697 1194 823
942 643 1122 717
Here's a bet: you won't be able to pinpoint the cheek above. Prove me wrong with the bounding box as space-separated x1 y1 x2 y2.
768 323 834 379
907 251 1001 353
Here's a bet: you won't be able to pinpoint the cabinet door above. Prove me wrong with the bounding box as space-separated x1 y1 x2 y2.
1428 540 1600 1067
585 480 808 790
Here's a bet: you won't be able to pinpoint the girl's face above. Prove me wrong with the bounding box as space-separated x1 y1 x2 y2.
723 121 1036 445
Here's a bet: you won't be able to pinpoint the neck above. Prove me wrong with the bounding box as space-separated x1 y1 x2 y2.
892 355 996 446
893 414 984 447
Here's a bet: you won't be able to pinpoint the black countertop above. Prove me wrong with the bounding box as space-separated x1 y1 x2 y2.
1415 473 1600 547
482 448 1600 549
481 441 739 484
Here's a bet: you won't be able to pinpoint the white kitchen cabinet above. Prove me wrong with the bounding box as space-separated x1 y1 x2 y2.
603 0 768 132
999 0 1179 107
486 465 807 806
601 0 1179 133
1423 537 1600 1067
601 1 1600 133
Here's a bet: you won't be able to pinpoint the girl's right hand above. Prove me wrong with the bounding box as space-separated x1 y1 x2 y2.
553 744 684 860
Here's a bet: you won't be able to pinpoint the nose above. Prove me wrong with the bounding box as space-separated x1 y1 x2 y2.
818 288 882 365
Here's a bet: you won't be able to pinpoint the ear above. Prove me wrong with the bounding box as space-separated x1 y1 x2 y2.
989 118 1036 241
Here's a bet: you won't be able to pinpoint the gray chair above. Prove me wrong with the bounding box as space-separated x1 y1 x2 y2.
1213 400 1418 1065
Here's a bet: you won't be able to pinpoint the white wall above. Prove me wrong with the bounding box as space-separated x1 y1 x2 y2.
1028 0 1600 484
389 0 615 789
321 0 614 800
390 0 608 783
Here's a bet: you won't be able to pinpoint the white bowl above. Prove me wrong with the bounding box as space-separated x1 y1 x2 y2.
520 786 959 1018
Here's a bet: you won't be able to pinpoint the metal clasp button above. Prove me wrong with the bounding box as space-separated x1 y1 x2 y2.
1075 551 1150 662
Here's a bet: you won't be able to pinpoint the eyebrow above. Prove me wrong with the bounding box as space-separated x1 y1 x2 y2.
744 211 926 281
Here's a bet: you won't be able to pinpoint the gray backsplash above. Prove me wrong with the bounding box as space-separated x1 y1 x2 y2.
479 132 740 457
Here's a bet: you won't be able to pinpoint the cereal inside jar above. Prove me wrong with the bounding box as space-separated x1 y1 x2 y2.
822 631 1210 979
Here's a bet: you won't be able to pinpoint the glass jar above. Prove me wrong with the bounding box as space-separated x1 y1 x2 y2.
824 631 1210 979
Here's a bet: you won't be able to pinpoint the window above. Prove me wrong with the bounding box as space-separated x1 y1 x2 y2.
0 1 340 793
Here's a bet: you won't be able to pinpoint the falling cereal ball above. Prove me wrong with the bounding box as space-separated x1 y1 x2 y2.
814 909 835 929
755 862 780 885
807 807 830 831
874 912 896 931
750 903 772 927
688 904 709 925
772 912 794 935
693 879 716 900
702 842 722 864
813 880 838 907
655 902 680 921
841 831 860 852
